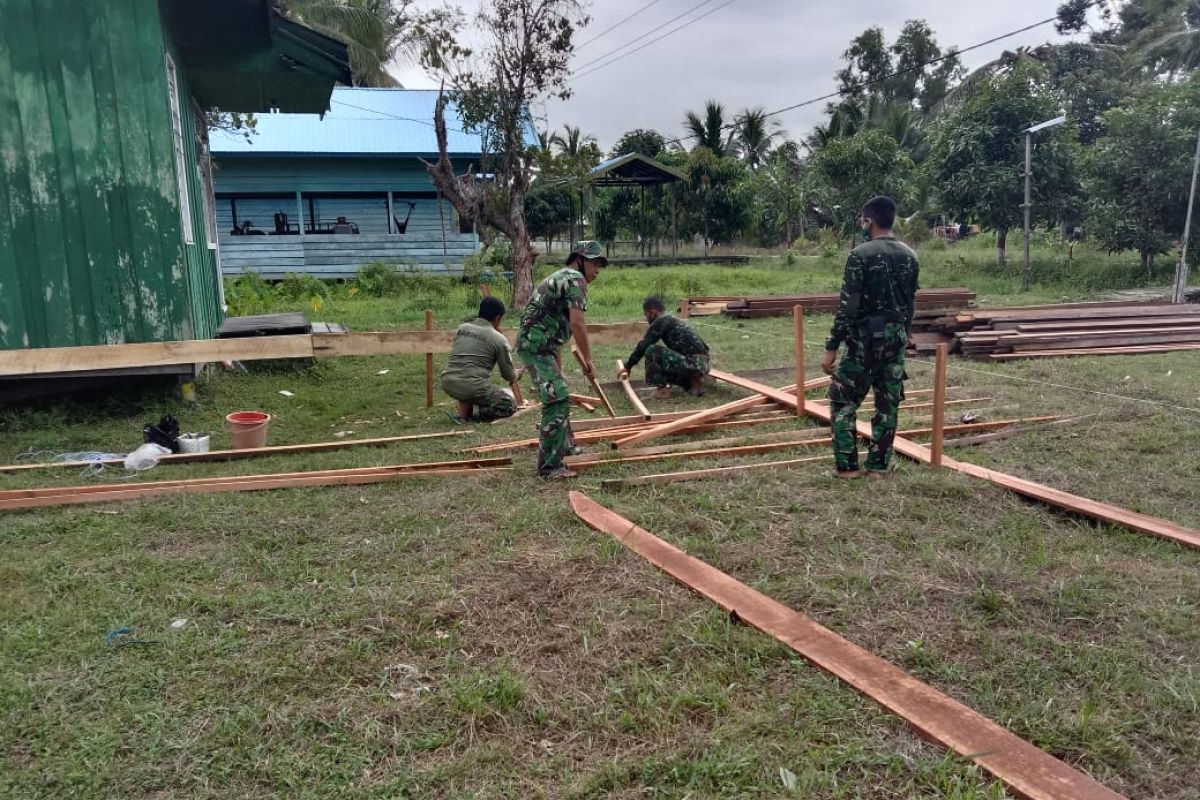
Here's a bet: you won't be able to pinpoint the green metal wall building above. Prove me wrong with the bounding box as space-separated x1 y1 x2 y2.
0 0 350 352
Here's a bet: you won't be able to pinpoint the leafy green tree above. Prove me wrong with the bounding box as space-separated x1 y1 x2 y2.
811 128 916 233
678 149 752 248
609 129 667 158
924 63 1081 266
833 20 963 113
1086 73 1200 274
524 181 574 251
749 147 808 245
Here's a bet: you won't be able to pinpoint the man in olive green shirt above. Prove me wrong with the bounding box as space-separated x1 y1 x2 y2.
441 297 519 422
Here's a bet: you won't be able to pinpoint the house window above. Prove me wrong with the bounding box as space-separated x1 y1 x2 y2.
165 54 194 245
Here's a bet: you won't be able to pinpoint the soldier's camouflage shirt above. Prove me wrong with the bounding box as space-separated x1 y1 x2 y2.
825 235 920 351
517 268 588 355
624 314 708 370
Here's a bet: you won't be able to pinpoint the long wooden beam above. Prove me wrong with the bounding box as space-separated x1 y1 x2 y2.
617 359 652 420
709 370 1200 550
568 492 1127 800
0 458 511 512
0 324 650 378
613 377 832 451
601 454 832 488
0 431 472 474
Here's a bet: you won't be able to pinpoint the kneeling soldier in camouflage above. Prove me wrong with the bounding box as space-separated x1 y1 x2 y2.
821 196 920 479
618 296 710 399
441 296 519 423
516 241 605 479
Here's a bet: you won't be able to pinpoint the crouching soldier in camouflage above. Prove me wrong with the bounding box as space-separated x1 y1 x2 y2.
618 296 710 399
516 241 606 479
821 196 919 479
441 296 519 423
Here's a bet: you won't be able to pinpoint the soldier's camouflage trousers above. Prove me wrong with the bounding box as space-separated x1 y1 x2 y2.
442 380 516 422
828 322 908 473
645 345 710 388
518 349 576 476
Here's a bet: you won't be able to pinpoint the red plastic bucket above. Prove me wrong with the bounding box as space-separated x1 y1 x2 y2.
225 411 271 450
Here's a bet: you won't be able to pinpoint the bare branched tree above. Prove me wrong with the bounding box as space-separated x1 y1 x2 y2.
422 0 588 309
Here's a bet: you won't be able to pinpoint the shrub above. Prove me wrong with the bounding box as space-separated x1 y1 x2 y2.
275 273 331 302
224 272 274 316
356 262 403 297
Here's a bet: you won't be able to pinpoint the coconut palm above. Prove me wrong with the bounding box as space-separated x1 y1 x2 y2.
550 124 598 158
733 107 785 169
1135 0 1200 71
683 101 736 157
286 0 424 87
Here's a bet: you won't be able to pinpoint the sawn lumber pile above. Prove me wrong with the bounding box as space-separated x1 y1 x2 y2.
688 288 975 319
910 301 1200 360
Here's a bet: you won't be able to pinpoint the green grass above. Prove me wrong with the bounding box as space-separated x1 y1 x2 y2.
1 245 1198 798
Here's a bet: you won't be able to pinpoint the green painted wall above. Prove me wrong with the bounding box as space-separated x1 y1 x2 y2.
0 0 222 350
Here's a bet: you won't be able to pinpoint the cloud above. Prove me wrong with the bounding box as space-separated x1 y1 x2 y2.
394 0 1075 151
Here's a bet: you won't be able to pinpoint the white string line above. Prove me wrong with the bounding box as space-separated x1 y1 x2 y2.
688 318 1200 416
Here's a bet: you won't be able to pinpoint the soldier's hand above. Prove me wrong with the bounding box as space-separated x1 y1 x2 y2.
583 360 596 378
821 349 838 376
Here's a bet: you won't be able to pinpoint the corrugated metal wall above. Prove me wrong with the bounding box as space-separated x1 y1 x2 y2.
0 0 221 350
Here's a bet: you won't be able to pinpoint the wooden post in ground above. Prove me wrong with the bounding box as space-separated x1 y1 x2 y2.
425 310 435 408
931 343 948 466
794 305 805 417
481 283 491 297
680 298 690 319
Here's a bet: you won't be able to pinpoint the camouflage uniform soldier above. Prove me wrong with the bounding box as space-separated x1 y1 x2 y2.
441 297 519 423
618 296 710 399
821 196 920 479
516 241 607 479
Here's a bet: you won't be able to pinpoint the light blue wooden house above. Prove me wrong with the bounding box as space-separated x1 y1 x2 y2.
210 88 491 279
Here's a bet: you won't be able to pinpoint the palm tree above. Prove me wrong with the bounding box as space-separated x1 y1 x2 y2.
683 101 735 157
733 107 785 169
1135 0 1200 71
550 124 598 158
286 0 423 87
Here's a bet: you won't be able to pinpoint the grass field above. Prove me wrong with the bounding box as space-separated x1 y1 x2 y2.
2 241 1198 799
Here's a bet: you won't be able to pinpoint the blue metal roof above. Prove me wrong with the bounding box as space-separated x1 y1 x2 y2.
210 88 533 157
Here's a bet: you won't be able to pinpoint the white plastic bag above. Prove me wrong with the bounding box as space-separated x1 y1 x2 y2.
124 443 171 472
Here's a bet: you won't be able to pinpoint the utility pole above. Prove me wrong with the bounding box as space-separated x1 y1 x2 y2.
1173 127 1200 304
1022 116 1067 293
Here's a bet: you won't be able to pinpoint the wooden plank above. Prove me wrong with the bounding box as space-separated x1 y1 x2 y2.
0 335 314 377
568 435 834 470
617 359 652 420
0 465 511 512
425 310 435 408
571 346 616 417
989 343 1200 360
602 454 831 488
794 307 805 417
613 377 833 451
711 370 1200 549
931 343 948 466
0 431 472 474
568 492 1129 800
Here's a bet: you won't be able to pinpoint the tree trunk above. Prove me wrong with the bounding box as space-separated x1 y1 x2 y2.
509 208 535 310
997 229 1007 267
1142 250 1154 277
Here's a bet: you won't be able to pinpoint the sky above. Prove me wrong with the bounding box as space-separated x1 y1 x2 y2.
392 0 1093 152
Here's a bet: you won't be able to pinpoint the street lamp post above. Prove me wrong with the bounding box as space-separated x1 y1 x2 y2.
1022 115 1067 292
1173 128 1200 304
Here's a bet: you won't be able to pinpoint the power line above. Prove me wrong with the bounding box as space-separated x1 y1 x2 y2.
572 0 720 73
657 0 1104 148
576 0 665 49
573 0 739 83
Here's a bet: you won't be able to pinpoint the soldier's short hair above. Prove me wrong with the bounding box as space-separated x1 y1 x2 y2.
642 296 666 312
862 196 897 229
479 296 506 321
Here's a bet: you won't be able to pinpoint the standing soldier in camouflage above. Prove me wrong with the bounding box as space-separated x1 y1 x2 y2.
441 296 519 423
516 241 606 479
821 196 920 479
618 296 710 399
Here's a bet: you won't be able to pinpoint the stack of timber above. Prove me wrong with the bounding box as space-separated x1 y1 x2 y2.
704 288 974 319
910 301 1200 360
